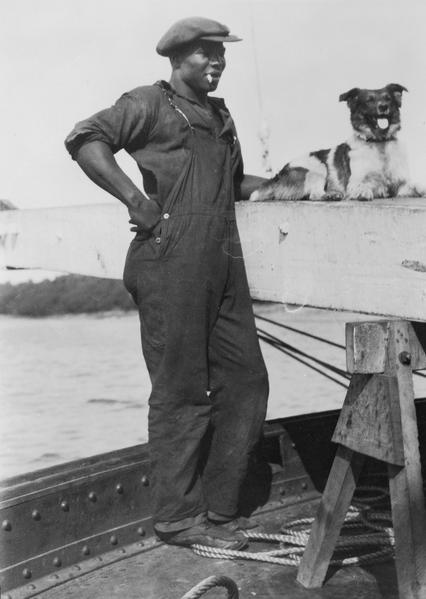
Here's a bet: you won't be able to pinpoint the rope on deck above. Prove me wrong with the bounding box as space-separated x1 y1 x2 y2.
179 575 239 599
190 486 394 568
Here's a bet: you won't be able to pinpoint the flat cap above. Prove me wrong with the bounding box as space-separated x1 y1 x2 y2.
156 16 242 56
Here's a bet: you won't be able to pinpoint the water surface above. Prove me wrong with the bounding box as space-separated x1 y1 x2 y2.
2 306 425 479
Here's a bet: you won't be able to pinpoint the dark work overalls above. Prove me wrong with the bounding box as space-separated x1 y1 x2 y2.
123 84 269 532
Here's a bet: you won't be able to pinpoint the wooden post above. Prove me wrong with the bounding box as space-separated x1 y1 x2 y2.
297 320 426 599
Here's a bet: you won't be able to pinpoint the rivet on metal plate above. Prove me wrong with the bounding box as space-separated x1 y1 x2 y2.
2 520 12 531
115 483 124 494
141 475 149 486
60 500 70 512
32 509 41 521
110 534 118 545
88 492 97 502
53 556 62 567
399 351 411 366
23 568 32 579
137 526 146 537
82 545 90 556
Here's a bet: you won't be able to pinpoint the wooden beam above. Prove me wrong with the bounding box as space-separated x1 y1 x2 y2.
346 321 389 373
296 446 365 588
332 373 405 465
386 322 426 599
346 321 426 373
237 198 426 320
2 199 426 319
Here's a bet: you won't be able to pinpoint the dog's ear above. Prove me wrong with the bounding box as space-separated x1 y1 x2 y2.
386 83 408 94
339 88 360 103
386 83 408 107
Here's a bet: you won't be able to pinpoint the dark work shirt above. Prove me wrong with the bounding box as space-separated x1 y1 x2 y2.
64 81 244 207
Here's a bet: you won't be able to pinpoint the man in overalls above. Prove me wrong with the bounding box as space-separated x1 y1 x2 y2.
65 16 269 550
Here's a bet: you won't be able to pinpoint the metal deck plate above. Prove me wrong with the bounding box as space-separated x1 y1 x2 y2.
9 500 398 599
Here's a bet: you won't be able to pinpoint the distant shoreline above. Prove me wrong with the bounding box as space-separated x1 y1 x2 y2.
0 275 136 317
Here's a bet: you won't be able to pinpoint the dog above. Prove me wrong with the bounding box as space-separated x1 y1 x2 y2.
250 83 424 202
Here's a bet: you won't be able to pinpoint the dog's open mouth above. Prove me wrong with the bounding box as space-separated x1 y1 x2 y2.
376 117 389 130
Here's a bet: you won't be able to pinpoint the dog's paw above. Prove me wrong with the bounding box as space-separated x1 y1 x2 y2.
249 189 273 201
321 191 344 202
397 183 426 198
346 187 375 201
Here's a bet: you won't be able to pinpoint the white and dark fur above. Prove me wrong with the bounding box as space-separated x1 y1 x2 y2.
251 84 424 202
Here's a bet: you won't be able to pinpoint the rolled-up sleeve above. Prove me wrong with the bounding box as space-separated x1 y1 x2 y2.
64 90 151 160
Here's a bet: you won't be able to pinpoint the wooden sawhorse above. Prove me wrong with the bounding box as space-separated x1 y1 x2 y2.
297 320 426 599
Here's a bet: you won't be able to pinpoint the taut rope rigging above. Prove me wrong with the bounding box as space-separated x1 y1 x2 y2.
255 313 426 387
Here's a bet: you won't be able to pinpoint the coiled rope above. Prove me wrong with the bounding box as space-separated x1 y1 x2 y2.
179 575 239 599
190 486 394 567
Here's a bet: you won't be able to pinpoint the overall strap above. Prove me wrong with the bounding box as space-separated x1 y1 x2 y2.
154 80 194 134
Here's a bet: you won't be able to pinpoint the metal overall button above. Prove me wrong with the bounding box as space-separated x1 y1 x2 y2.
163 213 170 219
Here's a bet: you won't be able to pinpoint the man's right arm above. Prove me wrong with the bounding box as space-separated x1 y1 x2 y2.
75 141 161 232
65 89 162 233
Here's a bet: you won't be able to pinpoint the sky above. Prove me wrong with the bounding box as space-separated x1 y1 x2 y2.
1 0 426 211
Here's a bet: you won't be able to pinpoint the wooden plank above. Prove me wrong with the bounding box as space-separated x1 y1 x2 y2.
346 321 389 373
346 320 426 373
332 373 405 465
389 465 426 599
237 199 426 319
3 199 426 319
0 204 133 280
409 322 426 370
296 446 365 588
386 321 426 599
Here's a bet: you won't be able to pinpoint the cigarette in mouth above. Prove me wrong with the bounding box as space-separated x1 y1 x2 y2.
206 74 213 84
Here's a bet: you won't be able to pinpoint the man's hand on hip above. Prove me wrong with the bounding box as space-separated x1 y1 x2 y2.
128 198 162 234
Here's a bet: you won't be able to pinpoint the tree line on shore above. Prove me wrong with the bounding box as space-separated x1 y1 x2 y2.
0 275 136 317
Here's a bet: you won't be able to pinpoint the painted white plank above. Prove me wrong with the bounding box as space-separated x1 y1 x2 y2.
1 199 426 320
239 198 426 320
0 203 132 281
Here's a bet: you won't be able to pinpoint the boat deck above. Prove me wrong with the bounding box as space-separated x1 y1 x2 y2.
38 498 397 599
4 405 424 599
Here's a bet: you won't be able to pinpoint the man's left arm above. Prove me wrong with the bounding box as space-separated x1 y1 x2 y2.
226 108 268 200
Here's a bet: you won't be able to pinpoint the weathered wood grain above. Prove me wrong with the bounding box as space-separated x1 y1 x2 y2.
2 199 426 318
299 320 426 596
386 321 426 599
332 373 405 465
346 321 426 372
346 321 389 373
296 446 364 588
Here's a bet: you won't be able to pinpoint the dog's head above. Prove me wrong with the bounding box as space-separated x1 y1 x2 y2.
339 84 407 142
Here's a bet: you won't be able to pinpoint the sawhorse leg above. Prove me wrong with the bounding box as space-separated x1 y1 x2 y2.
297 320 426 599
296 446 364 587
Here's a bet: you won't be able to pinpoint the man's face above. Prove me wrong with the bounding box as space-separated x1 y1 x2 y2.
173 41 226 93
